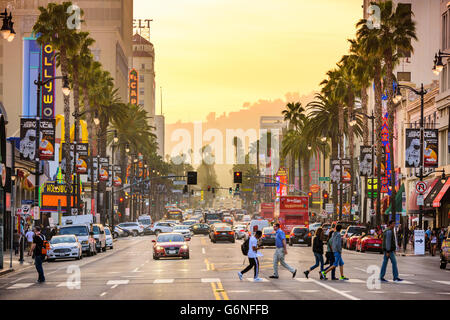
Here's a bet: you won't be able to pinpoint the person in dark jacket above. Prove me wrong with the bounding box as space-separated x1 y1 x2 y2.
322 230 338 280
13 230 20 255
379 220 403 282
303 227 324 279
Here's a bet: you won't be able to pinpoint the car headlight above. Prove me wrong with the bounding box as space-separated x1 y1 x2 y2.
181 245 188 249
71 246 78 250
156 246 163 250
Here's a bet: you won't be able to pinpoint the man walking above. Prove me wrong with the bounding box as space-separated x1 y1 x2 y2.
25 227 34 255
269 223 297 279
321 224 348 280
380 220 403 282
238 230 263 282
30 226 46 283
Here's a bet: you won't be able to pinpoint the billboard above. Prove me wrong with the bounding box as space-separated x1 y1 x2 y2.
405 129 421 168
20 118 37 161
39 119 56 161
113 165 122 187
41 43 55 118
99 157 109 181
359 146 372 176
330 159 351 183
424 129 438 168
75 143 89 174
129 68 138 105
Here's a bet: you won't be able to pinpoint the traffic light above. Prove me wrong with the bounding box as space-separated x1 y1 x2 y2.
183 185 188 194
308 192 313 207
119 197 124 203
229 187 232 194
234 171 242 184
235 184 240 192
207 185 211 192
187 171 197 185
212 188 215 194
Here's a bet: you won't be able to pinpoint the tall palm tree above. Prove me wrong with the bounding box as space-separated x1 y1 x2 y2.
33 1 81 214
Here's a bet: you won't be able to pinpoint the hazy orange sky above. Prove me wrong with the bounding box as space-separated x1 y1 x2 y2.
134 0 363 124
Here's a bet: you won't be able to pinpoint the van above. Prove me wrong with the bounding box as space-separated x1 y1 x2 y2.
59 224 96 256
249 219 270 235
92 224 107 252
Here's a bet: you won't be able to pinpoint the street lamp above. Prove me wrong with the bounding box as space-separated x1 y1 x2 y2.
394 83 427 229
0 9 14 41
432 51 450 75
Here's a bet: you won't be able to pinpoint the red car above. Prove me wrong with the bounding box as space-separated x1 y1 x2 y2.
152 233 190 260
343 226 367 250
356 234 383 253
347 233 364 250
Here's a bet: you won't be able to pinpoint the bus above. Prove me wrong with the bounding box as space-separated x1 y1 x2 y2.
204 211 222 224
259 203 275 222
166 209 183 222
274 196 309 238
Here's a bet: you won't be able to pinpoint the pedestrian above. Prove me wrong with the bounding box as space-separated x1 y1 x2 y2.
403 224 409 253
438 228 446 252
238 230 264 282
380 220 403 282
430 231 437 256
25 227 34 255
30 226 46 283
269 223 297 279
303 227 324 279
323 230 338 280
13 230 20 255
321 224 348 280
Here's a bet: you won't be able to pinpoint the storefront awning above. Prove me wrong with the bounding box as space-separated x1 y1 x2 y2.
424 178 444 209
408 178 437 214
385 184 405 215
432 177 450 208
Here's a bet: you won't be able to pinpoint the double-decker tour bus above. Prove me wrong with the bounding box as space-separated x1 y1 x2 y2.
275 196 309 238
259 203 275 222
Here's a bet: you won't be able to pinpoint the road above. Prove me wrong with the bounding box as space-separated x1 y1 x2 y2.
0 234 449 300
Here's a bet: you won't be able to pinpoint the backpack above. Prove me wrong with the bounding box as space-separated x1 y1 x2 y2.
241 238 249 256
40 235 50 256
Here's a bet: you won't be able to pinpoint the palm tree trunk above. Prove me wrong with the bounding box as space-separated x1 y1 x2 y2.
60 46 72 215
297 155 302 192
374 63 383 227
73 62 80 213
347 90 355 215
331 136 338 220
99 117 108 224
361 87 369 145
385 50 396 222
338 103 344 219
83 85 96 216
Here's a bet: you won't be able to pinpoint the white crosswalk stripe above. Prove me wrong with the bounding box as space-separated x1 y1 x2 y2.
153 279 174 284
432 280 450 285
7 283 34 289
201 278 221 283
246 277 269 282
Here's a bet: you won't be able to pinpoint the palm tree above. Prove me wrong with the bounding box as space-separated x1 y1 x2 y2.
33 1 81 214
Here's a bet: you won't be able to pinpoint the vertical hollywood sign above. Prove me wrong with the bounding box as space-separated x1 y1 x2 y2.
41 44 55 119
129 68 138 105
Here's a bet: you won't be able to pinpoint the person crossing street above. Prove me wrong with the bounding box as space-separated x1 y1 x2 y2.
269 223 297 279
30 226 46 283
238 230 264 282
380 220 403 283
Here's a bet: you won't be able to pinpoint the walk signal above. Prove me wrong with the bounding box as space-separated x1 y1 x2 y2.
235 184 240 192
187 171 197 185
234 171 242 184
229 187 232 194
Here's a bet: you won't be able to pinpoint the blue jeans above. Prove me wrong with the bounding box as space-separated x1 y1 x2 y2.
379 251 398 280
309 253 324 272
34 255 45 282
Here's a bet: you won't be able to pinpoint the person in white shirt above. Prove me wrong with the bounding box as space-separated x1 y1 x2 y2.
238 230 263 282
25 228 35 255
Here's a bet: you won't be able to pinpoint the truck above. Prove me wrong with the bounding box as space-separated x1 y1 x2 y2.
259 203 275 222
274 196 309 238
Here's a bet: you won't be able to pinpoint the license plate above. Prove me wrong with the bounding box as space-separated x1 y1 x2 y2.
221 232 227 235
373 244 380 247
168 250 176 254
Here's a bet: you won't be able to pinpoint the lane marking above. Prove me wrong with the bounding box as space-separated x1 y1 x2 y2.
57 281 80 287
228 290 250 293
111 284 118 289
299 289 319 293
202 248 206 254
132 267 142 273
368 291 385 293
122 276 144 278
217 282 229 300
107 280 129 287
437 292 450 295
210 282 221 300
387 280 414 284
346 279 365 283
432 280 450 285
201 278 221 283
7 283 34 289
263 289 282 292
10 276 27 284
309 279 360 300
153 279 174 284
354 267 366 272
100 292 107 297
211 263 215 271
401 292 421 294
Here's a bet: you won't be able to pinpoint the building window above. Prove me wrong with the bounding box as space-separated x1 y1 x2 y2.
141 63 145 70
139 88 144 95
443 11 448 50
140 75 144 83
442 65 448 93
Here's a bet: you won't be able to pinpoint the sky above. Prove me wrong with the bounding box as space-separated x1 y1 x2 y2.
134 0 364 125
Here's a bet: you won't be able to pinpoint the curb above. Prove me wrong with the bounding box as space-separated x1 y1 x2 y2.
0 268 14 277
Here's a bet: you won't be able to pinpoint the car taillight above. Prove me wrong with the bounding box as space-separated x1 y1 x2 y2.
228 231 234 235
308 233 311 237
214 232 219 235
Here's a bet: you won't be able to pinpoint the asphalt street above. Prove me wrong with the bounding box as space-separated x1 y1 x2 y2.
0 234 449 300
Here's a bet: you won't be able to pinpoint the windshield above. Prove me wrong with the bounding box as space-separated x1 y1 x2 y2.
139 218 151 225
216 226 231 231
59 226 88 236
348 227 365 234
50 236 76 244
157 234 184 243
174 226 189 230
93 226 100 234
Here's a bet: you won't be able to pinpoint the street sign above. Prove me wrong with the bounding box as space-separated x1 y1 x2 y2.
414 230 425 255
21 205 31 215
416 194 424 206
415 181 427 194
173 180 187 185
264 183 279 187
242 188 253 192
310 184 320 193
319 177 330 182
325 203 334 214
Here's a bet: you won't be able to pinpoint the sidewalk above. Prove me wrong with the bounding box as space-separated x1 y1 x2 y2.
0 250 34 276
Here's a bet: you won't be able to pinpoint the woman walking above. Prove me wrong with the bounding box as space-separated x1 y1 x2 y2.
322 230 338 280
430 231 438 256
304 227 324 279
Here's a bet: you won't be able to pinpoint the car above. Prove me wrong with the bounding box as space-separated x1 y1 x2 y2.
92 224 107 252
322 223 332 236
440 227 449 269
59 224 96 256
346 231 366 250
152 233 190 260
233 224 247 240
248 219 270 235
210 224 235 243
172 225 193 240
104 227 113 250
47 235 83 261
114 225 130 238
150 222 174 235
342 226 367 249
261 227 276 246
192 223 210 235
207 220 222 226
117 222 144 236
309 223 322 232
289 227 313 246
356 234 383 253
223 216 234 225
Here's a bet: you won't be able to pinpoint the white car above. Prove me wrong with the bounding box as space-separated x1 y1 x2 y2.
117 222 144 236
172 225 192 240
233 224 247 239
104 227 113 249
47 235 82 261
150 222 174 235
243 215 251 222
309 223 322 232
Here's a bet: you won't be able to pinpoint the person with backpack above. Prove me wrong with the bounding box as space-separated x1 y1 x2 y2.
238 230 263 282
380 220 403 282
322 230 338 280
303 227 324 279
321 224 348 280
269 223 297 279
30 226 48 283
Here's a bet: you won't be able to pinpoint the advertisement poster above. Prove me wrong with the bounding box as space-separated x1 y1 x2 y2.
414 230 425 255
20 118 37 161
341 159 351 183
99 157 109 181
359 146 372 176
76 143 89 174
39 119 56 161
88 157 98 182
405 129 421 168
424 129 438 168
330 159 341 184
113 165 122 187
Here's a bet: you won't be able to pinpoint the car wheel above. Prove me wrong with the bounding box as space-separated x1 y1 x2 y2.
133 231 138 237
360 246 365 253
153 255 159 260
183 254 190 259
47 258 54 262
102 245 107 252
212 239 216 243
76 254 81 260
440 261 447 269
